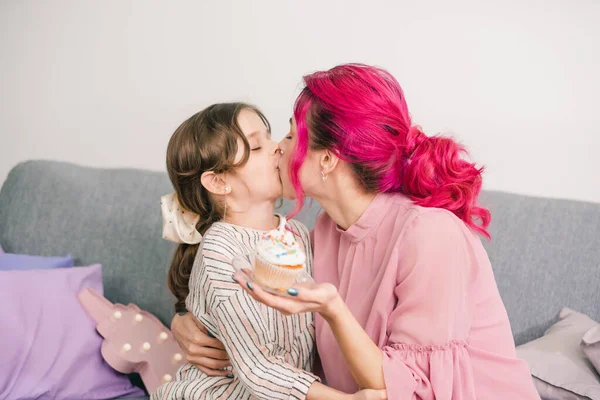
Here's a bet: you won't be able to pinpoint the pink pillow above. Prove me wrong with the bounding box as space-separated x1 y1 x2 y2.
0 251 73 271
78 288 185 393
0 265 144 400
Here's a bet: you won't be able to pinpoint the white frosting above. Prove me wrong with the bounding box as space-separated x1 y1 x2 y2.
257 218 306 266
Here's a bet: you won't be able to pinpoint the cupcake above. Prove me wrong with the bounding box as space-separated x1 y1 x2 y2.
253 219 306 291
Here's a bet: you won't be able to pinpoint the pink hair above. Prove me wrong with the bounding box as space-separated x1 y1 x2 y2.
289 64 491 239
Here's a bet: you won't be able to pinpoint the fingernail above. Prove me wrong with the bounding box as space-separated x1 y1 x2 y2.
208 331 215 338
227 374 234 379
247 281 254 291
287 288 298 296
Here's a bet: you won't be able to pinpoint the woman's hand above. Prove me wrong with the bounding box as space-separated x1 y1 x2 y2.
170 312 232 376
233 269 344 320
236 270 387 390
351 389 387 400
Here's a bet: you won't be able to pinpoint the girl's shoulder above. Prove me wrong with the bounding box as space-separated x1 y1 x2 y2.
200 222 248 255
189 223 247 295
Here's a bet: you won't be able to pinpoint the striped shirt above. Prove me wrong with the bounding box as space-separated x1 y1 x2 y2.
152 218 318 400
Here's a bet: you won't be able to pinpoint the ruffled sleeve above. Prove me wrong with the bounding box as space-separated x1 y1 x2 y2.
382 340 476 399
382 210 478 399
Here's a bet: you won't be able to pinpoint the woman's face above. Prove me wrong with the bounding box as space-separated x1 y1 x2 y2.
228 109 282 203
277 117 322 200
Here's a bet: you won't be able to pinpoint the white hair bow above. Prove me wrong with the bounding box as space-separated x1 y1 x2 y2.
160 193 203 245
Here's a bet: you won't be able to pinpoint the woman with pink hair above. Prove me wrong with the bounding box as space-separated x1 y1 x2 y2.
176 64 540 399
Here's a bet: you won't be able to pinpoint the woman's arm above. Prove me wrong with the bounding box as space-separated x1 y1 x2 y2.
236 211 476 398
190 235 383 400
213 289 361 400
323 296 386 389
170 311 386 400
308 384 386 400
235 275 386 390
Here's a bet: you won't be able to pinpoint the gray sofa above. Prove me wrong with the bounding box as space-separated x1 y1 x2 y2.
1 160 599 399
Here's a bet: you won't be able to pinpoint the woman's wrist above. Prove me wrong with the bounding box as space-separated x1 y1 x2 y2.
321 292 346 322
306 381 352 400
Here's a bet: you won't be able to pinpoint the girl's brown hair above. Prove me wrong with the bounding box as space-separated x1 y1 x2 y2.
166 103 270 313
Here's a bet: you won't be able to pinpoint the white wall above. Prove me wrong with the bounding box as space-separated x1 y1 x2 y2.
1 0 599 202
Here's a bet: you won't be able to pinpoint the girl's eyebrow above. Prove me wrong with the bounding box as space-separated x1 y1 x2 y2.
247 130 271 139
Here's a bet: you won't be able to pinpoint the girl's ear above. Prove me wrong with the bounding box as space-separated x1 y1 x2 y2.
201 172 230 195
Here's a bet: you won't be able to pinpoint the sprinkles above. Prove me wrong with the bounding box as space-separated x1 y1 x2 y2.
260 229 305 262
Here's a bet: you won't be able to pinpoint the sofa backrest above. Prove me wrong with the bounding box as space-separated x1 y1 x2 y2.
1 161 178 325
477 191 600 344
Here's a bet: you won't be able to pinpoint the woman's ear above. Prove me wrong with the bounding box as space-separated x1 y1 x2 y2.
321 150 339 175
200 171 230 195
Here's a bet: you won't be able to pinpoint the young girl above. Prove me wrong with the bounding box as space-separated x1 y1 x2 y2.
151 103 385 400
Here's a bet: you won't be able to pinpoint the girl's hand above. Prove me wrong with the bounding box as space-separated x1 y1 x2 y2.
233 269 343 319
350 389 388 400
170 312 232 376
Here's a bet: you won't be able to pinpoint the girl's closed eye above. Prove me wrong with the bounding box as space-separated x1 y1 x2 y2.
250 140 262 151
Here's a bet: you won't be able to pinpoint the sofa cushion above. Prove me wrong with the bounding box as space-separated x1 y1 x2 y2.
517 308 600 399
583 326 600 376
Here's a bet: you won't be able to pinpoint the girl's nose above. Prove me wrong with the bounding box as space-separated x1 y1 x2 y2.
271 140 283 156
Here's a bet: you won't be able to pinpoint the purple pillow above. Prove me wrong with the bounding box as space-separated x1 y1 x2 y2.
0 251 74 271
0 265 145 400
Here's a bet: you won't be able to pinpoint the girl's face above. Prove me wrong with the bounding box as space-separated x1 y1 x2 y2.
277 117 323 200
228 109 282 203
